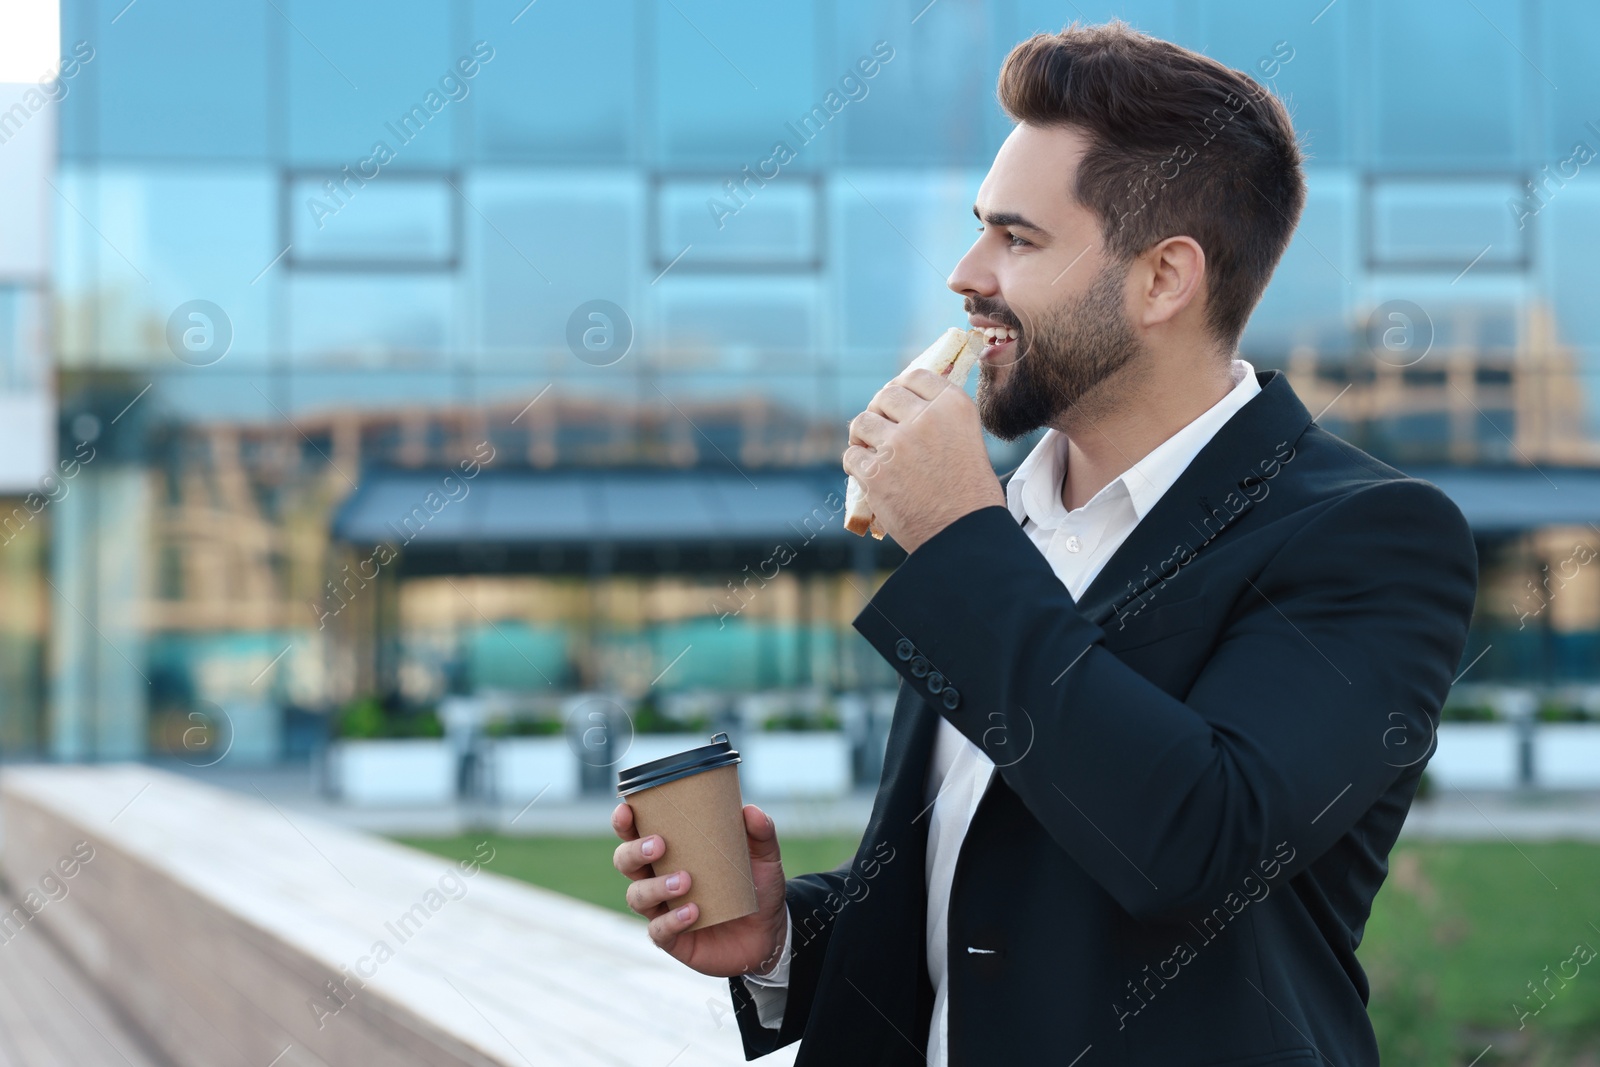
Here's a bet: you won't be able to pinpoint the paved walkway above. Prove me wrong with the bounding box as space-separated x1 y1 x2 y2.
0 894 171 1067
157 761 1600 841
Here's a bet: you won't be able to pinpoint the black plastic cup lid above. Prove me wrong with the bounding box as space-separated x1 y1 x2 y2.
616 732 742 797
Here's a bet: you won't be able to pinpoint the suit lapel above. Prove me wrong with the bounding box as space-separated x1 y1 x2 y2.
1002 369 1313 630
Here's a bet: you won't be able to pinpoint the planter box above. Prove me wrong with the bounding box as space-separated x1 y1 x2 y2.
615 733 714 776
740 732 853 799
485 737 580 803
327 740 457 806
1533 723 1600 788
1428 723 1519 790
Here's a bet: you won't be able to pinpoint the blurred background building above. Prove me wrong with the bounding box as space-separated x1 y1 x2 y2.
4 0 1600 765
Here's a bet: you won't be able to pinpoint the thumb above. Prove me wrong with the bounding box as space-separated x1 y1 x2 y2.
743 804 781 865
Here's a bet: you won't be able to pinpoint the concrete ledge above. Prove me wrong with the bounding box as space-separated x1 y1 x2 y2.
0 766 791 1067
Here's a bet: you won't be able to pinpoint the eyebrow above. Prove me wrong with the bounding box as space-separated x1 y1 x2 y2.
973 205 1053 239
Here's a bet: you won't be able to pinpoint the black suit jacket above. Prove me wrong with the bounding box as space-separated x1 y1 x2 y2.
728 369 1478 1066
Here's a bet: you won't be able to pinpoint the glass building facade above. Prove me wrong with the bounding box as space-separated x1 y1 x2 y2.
7 0 1600 759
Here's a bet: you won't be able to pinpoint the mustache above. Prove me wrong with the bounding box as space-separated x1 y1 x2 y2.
964 298 1022 331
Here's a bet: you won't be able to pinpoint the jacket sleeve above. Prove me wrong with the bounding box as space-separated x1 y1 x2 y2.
850 480 1477 922
727 864 854 1059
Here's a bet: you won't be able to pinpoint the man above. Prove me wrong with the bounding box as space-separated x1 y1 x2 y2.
612 20 1477 1066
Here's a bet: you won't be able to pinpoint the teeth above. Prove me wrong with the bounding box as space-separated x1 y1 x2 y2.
980 326 1018 342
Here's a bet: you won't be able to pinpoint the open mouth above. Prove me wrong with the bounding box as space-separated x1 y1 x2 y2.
979 324 1019 361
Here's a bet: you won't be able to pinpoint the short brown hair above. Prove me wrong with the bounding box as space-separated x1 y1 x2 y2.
997 20 1305 349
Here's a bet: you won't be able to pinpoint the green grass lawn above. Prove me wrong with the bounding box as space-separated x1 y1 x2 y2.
396 834 1600 1065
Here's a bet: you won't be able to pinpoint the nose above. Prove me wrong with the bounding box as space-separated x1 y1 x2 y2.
947 239 997 301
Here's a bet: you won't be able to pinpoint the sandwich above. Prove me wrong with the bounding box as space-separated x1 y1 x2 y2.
844 326 987 539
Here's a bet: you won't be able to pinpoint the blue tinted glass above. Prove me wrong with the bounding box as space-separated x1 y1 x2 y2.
467 172 640 367
472 0 637 162
835 1 998 165
833 171 983 379
1373 0 1522 166
285 0 461 167
53 168 277 365
1544 0 1600 158
1193 0 1347 165
288 275 455 366
1239 172 1356 356
61 0 271 161
652 1 818 165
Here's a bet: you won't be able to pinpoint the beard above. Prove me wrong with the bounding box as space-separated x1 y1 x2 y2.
974 262 1145 442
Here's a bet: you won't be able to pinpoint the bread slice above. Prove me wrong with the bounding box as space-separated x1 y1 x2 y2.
844 327 987 539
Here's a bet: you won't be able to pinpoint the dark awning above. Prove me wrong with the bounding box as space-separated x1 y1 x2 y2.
1403 466 1600 534
330 466 901 575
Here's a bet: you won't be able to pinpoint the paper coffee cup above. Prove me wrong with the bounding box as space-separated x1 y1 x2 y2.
617 732 759 932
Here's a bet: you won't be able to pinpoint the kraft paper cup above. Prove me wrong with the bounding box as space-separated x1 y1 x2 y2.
617 732 759 932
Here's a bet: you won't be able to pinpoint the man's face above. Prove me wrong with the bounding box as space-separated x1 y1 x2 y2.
948 123 1145 441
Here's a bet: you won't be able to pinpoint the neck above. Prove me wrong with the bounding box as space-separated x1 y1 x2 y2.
1051 352 1240 512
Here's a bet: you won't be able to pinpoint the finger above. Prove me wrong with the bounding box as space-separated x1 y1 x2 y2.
743 805 781 866
611 802 638 842
848 409 892 449
842 443 879 480
898 367 949 401
626 869 692 916
613 834 664 880
648 900 699 950
867 383 924 424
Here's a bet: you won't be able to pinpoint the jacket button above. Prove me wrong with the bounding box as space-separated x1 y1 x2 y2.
927 672 945 694
895 638 915 661
910 655 930 678
942 688 961 710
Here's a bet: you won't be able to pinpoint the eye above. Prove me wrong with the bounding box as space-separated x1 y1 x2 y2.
1007 232 1032 249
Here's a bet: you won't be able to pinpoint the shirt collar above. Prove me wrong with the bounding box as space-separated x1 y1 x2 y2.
1006 359 1261 528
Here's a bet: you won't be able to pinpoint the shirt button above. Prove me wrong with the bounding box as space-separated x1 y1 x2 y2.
1064 534 1082 553
942 688 961 710
927 672 945 694
910 655 930 678
895 638 915 661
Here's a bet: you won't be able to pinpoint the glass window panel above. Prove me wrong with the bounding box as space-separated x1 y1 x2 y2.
653 278 819 371
285 0 460 168
1369 178 1527 269
656 175 820 269
652 1 818 166
287 275 455 366
65 0 270 161
1240 170 1357 356
285 370 461 415
53 167 277 366
1545 1 1600 158
1192 0 1347 165
467 172 642 367
289 175 456 267
471 0 637 162
1544 181 1600 357
832 170 985 380
835 2 997 165
1373 0 1521 167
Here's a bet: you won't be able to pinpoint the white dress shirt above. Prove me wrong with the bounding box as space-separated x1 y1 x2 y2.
743 360 1260 1066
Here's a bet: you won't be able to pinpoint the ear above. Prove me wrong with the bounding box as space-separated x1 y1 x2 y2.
1136 235 1206 329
